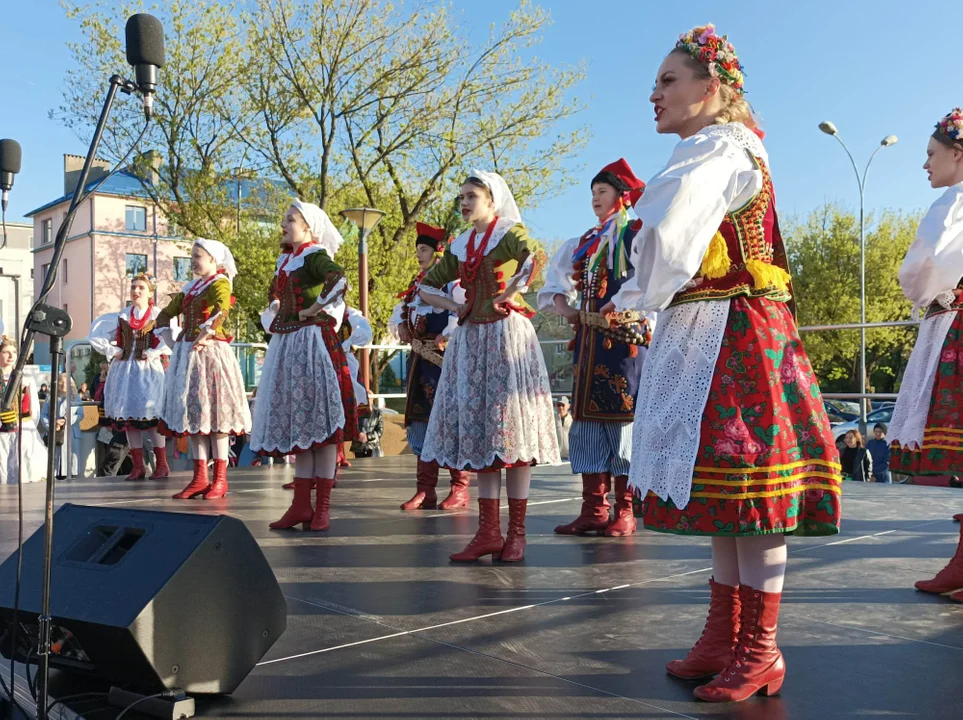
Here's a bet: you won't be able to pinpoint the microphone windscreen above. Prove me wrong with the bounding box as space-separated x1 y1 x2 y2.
0 140 22 175
125 14 165 69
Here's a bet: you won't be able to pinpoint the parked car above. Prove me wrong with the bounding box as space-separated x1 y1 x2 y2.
824 400 860 422
833 406 895 449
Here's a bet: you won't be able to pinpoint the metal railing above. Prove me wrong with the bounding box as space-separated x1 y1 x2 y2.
361 339 574 402
796 318 920 431
61 339 268 480
365 318 922 412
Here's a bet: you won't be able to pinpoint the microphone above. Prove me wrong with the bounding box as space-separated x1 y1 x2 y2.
125 14 165 119
0 139 21 212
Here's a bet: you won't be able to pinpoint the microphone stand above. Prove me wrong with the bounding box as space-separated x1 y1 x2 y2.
2 74 141 720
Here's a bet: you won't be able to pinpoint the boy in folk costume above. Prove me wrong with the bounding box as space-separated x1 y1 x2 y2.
155 239 253 500
88 272 172 481
888 108 963 601
539 160 654 537
389 222 471 510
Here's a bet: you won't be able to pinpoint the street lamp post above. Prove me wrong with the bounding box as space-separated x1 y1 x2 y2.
339 207 385 401
818 121 898 432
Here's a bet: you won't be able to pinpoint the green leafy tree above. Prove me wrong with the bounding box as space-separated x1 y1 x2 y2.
56 0 587 383
785 204 921 393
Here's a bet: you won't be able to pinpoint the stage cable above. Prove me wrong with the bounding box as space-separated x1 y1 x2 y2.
5 119 149 717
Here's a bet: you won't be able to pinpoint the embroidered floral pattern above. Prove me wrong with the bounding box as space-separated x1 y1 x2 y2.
891 316 963 475
635 297 842 536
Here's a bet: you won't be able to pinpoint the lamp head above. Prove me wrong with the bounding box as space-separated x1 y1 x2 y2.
339 207 386 232
818 121 838 136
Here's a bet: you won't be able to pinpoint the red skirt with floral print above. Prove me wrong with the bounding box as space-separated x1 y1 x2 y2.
634 297 843 537
890 312 963 476
323 323 360 444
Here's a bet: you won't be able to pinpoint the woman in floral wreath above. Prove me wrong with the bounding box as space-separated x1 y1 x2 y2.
416 170 560 563
389 222 471 511
0 330 46 484
155 238 252 500
253 200 358 531
888 108 963 602
88 272 171 480
627 24 841 702
539 159 653 538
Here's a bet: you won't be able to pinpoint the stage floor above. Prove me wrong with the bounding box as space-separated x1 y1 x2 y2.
1 457 962 719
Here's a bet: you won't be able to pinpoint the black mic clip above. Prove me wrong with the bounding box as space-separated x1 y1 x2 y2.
111 74 140 96
0 305 72 413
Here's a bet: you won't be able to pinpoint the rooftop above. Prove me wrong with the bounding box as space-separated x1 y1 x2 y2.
26 167 287 218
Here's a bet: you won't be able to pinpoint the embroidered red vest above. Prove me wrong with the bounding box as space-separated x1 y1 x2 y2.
669 157 793 309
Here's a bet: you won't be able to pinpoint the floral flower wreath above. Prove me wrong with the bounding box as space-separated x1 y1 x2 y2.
676 23 745 96
130 272 158 292
935 108 963 145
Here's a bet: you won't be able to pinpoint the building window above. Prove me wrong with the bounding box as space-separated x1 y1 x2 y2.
30 269 34 279
62 259 67 284
42 219 53 245
173 256 192 283
125 206 147 232
41 263 50 279
63 303 68 316
125 253 148 278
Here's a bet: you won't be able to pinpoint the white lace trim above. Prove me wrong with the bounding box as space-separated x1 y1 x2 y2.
275 244 324 274
701 122 767 160
420 312 561 469
627 300 729 507
448 218 518 261
888 311 957 449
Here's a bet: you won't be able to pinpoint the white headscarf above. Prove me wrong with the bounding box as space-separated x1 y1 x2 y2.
466 169 522 224
193 238 238 282
292 199 345 259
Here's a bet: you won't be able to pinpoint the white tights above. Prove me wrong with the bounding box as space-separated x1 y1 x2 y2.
711 535 787 593
476 466 531 500
189 433 230 461
293 445 338 480
126 428 166 450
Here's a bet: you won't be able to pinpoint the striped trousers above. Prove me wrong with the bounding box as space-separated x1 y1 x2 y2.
406 421 429 457
568 420 633 475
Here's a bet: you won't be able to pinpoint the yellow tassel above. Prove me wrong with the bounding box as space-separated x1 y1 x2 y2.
699 232 731 279
745 259 791 291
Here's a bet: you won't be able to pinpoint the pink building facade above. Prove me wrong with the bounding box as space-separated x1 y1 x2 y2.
27 157 192 364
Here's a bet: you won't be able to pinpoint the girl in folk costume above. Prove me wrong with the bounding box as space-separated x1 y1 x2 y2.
627 26 842 702
88 273 171 481
252 201 358 531
888 109 963 602
341 306 372 409
538 159 654 537
155 239 252 500
390 222 471 511
416 171 560 562
0 332 47 484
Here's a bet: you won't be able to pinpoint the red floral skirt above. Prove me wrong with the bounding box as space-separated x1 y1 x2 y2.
890 312 963 475
323 324 360 444
634 297 843 537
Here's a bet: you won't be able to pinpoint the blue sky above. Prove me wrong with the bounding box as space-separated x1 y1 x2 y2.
1 1 955 242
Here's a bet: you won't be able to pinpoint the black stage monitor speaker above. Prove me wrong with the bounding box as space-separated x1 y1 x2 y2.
0 504 286 694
